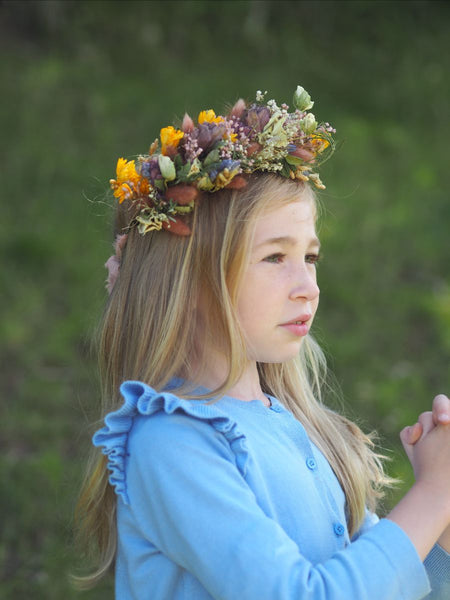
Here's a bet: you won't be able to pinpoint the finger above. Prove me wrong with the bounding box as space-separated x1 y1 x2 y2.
432 394 450 425
400 426 415 462
407 421 423 445
418 411 434 435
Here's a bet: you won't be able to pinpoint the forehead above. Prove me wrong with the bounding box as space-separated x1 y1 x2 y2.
252 199 317 246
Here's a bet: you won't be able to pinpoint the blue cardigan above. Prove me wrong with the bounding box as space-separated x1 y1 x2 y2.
93 380 450 599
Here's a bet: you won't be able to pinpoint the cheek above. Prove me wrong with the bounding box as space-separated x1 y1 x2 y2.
236 276 271 329
311 293 320 317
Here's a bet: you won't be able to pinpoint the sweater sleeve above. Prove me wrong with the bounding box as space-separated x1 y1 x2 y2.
353 510 449 599
94 381 431 600
423 544 450 599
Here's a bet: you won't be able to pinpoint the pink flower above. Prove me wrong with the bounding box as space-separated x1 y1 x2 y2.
105 234 128 294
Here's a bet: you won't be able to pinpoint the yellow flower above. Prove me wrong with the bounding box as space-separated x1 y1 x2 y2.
198 109 224 125
160 126 184 155
110 158 149 204
117 157 138 182
310 136 330 154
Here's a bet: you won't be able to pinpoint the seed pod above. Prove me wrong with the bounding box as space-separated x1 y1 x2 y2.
225 175 247 190
290 147 315 162
182 113 195 133
231 98 246 118
165 184 199 205
246 142 262 156
162 217 191 236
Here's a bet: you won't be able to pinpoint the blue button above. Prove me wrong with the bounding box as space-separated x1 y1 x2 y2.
306 457 317 470
333 523 345 537
270 404 282 412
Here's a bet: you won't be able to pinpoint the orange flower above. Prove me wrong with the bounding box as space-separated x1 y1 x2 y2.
110 158 149 203
198 109 224 125
160 126 184 156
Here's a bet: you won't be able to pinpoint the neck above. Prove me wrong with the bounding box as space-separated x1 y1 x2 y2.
189 348 269 405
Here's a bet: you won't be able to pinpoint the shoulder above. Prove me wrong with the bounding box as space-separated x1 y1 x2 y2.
92 380 250 504
129 405 234 460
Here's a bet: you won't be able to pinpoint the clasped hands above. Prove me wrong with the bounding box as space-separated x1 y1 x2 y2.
400 393 450 454
400 393 450 552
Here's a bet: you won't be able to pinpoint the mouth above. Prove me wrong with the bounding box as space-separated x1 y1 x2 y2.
282 314 312 326
279 315 312 337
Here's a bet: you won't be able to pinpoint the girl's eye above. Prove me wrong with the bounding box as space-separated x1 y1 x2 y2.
263 253 285 264
306 253 321 265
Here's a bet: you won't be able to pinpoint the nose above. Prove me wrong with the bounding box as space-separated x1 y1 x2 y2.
288 266 320 302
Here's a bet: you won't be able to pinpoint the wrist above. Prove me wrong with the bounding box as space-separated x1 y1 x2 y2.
413 480 450 523
387 482 450 561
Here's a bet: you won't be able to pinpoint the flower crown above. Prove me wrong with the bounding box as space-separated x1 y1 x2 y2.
110 86 336 236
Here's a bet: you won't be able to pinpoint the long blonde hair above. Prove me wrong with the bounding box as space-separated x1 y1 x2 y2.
74 174 390 588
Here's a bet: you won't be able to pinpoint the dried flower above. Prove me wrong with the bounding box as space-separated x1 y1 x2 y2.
160 126 184 156
110 158 149 203
198 109 224 124
182 113 195 133
293 86 314 111
158 155 176 181
109 85 336 236
243 106 271 133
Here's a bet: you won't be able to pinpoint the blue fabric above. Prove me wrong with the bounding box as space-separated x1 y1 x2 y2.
93 380 449 599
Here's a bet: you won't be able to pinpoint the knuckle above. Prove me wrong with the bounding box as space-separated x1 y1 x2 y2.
418 411 432 422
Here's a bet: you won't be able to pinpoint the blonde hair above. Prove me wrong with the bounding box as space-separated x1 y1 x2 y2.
74 174 390 588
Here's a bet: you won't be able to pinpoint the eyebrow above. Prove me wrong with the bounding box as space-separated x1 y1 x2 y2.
255 235 321 249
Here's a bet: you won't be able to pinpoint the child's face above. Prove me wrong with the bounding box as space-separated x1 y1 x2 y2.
236 199 320 364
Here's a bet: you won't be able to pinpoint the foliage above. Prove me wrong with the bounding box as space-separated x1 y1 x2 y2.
0 0 449 596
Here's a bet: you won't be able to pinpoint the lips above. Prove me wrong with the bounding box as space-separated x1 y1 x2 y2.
279 313 312 337
281 314 312 326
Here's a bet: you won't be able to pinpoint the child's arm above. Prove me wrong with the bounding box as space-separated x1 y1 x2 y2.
126 410 431 600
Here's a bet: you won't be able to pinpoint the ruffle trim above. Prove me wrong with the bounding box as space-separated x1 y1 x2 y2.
92 380 249 505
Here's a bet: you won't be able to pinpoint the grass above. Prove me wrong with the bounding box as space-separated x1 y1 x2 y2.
1 1 449 595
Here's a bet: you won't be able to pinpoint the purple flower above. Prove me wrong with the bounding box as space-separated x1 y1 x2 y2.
140 158 162 183
192 122 227 152
208 159 240 181
242 105 271 133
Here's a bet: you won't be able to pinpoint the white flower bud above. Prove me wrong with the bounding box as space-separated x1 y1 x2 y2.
158 155 176 181
299 113 317 134
293 86 314 111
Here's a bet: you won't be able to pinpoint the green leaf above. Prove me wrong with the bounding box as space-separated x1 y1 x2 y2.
176 161 192 181
280 162 293 178
285 154 303 166
203 148 221 167
173 154 183 169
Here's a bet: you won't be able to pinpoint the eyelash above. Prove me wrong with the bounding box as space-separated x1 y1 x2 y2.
263 253 321 265
306 253 321 265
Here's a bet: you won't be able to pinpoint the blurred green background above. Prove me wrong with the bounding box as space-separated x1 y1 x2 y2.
1 0 449 597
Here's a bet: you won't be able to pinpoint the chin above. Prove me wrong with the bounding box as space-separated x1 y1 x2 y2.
255 345 304 364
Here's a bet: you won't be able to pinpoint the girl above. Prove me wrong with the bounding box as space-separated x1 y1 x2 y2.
76 87 450 598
